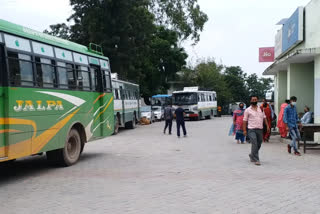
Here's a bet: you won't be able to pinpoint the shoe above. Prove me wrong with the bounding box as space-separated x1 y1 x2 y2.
294 152 301 156
183 135 187 138
169 133 172 135
287 145 291 154
255 161 261 166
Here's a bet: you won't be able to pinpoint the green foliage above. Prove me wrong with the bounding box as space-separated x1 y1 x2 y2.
224 66 249 104
45 0 207 99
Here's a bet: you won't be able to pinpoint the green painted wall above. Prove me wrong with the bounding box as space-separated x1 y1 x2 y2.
276 71 288 115
288 63 314 114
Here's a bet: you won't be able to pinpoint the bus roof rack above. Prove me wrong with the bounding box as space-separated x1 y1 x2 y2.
88 43 103 56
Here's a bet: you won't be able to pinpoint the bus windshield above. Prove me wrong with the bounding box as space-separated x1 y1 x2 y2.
173 93 197 105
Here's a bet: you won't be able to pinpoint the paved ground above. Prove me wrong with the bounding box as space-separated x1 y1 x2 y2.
1 117 320 214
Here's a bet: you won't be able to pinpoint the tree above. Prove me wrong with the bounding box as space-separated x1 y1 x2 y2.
45 0 206 99
223 66 249 104
246 74 273 100
194 59 232 108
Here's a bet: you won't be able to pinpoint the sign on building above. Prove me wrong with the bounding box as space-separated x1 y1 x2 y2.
282 7 304 54
259 47 275 62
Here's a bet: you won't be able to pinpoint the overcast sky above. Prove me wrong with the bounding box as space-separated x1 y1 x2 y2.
0 0 311 76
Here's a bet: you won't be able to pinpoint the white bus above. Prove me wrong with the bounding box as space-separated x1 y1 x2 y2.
172 87 217 120
112 75 140 134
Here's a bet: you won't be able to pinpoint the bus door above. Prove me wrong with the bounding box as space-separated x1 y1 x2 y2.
101 69 113 136
0 44 8 158
119 86 125 124
91 65 105 138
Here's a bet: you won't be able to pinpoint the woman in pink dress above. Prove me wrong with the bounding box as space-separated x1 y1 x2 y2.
277 100 290 138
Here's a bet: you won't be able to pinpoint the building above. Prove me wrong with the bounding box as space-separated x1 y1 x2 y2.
263 0 320 123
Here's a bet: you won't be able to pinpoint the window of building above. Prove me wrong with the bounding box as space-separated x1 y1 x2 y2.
8 52 34 87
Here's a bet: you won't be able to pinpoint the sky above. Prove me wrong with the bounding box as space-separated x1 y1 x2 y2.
0 0 312 76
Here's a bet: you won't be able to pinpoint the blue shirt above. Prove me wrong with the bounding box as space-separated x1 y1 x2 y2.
283 105 299 128
301 111 312 124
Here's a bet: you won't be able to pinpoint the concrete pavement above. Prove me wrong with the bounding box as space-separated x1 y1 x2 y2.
1 117 320 214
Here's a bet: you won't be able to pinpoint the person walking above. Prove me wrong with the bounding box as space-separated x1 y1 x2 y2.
261 99 272 142
277 100 290 138
233 103 245 144
163 105 174 134
175 106 187 138
283 96 301 156
243 96 270 166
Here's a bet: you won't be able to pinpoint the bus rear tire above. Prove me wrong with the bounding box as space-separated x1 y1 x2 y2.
46 129 82 167
125 116 136 129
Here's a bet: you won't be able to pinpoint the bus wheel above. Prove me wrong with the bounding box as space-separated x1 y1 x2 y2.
114 116 120 135
198 112 203 121
205 112 212 120
47 129 81 167
125 116 136 129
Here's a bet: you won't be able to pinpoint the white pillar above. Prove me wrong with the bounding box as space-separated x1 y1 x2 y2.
315 56 320 123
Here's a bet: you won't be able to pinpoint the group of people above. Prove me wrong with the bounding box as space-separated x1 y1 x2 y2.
231 95 313 166
163 105 187 138
232 98 274 144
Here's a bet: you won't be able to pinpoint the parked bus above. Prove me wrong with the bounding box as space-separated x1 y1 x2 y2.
112 77 140 134
172 87 217 120
0 19 114 166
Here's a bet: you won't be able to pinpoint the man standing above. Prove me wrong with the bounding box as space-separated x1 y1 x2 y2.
175 106 187 138
283 96 301 156
163 105 174 134
243 96 270 166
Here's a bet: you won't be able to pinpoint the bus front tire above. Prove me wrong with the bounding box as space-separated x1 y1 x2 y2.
47 129 82 167
125 116 136 129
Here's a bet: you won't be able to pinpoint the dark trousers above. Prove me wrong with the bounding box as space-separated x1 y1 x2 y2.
176 120 187 137
248 129 263 162
164 119 173 134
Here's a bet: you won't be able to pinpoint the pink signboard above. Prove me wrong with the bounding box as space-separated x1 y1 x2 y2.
259 47 275 62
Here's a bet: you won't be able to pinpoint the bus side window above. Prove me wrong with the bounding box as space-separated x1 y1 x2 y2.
90 68 97 91
102 70 112 92
35 57 56 88
201 94 205 102
76 66 90 91
66 64 76 89
8 52 34 87
57 62 68 89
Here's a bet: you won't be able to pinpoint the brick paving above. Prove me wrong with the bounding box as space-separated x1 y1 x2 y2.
1 117 320 214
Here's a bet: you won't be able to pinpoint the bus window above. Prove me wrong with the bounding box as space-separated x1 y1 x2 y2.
209 95 212 101
90 68 97 91
66 64 76 89
8 52 34 87
35 57 55 88
114 89 120 99
57 62 68 89
201 94 205 102
77 66 90 91
102 70 111 92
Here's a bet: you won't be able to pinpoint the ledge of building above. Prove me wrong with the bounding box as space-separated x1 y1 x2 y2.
263 47 320 76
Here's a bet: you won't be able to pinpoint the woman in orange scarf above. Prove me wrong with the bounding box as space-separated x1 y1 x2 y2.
277 100 290 138
261 99 272 142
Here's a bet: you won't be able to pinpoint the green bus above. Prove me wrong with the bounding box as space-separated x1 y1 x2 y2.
112 77 140 134
0 19 115 166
